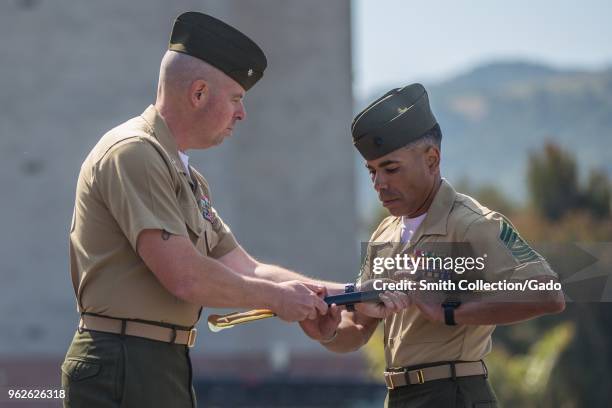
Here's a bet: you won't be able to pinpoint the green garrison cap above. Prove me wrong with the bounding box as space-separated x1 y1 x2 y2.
352 83 437 160
169 12 267 91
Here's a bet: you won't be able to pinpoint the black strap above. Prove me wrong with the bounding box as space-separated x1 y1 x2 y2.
443 305 456 325
120 320 127 338
442 300 461 325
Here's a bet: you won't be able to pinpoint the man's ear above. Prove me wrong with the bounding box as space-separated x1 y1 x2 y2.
425 145 440 173
190 79 209 107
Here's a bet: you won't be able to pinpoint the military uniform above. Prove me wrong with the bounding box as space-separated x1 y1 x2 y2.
62 105 237 406
62 12 267 407
351 84 559 407
359 179 558 407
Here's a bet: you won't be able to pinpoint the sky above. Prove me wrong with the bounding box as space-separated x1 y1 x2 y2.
352 0 612 220
353 0 612 100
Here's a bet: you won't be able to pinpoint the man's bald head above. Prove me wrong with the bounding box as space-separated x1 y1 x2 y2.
154 50 247 151
157 50 226 101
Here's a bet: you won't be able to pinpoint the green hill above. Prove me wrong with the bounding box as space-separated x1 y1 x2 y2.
430 61 612 200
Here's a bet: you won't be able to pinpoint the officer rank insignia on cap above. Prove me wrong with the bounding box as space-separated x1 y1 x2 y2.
351 83 438 160
168 11 267 91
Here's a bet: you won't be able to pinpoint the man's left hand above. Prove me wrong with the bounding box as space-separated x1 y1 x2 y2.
355 291 411 319
411 293 445 323
299 304 342 341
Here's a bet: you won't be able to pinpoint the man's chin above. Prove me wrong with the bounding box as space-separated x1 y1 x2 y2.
386 207 404 216
385 203 415 217
381 199 404 215
212 135 228 146
217 130 233 143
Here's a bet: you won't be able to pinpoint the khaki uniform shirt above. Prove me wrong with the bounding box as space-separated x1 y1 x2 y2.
69 105 238 327
360 179 557 368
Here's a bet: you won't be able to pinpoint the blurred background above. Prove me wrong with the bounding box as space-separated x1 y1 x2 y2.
1 0 611 406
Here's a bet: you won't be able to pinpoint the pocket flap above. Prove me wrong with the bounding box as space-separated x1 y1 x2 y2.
61 359 101 381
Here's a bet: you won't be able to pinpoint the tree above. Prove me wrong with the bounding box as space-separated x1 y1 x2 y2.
527 141 611 220
527 142 581 220
584 169 611 218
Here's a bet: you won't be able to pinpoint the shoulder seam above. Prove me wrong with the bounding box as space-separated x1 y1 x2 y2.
96 135 150 164
91 134 176 193
460 208 504 242
455 199 494 217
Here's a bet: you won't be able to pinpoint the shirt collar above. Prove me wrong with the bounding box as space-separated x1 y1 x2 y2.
418 178 457 236
140 105 186 175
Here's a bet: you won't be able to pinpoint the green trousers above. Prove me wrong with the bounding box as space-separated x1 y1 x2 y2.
385 375 498 408
61 330 196 408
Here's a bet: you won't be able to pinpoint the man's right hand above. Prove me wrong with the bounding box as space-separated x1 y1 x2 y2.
272 280 329 322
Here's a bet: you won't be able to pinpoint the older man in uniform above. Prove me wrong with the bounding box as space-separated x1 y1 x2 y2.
62 12 336 407
305 84 566 407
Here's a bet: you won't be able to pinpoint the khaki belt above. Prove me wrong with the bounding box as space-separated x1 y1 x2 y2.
384 361 487 389
78 314 197 347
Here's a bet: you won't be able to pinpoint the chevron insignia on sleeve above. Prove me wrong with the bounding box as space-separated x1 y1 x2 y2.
499 220 539 263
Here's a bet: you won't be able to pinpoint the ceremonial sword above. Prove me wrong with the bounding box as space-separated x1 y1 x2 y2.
207 290 383 332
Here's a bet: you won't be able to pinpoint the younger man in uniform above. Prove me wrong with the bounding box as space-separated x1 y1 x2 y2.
303 84 566 407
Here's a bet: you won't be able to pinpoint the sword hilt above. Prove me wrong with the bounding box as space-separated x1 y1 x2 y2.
207 290 384 332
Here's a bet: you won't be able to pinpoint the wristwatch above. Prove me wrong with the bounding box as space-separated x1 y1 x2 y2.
344 283 356 311
441 299 461 326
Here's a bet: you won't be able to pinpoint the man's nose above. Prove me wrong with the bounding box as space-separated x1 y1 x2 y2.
235 101 246 121
373 173 388 192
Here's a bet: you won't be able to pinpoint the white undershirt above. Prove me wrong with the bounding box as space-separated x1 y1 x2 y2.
400 213 427 243
178 151 190 176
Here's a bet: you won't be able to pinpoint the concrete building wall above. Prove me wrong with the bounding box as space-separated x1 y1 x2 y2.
0 0 356 359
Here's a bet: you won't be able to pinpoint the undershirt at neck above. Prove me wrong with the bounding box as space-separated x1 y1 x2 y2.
400 213 427 243
178 151 190 176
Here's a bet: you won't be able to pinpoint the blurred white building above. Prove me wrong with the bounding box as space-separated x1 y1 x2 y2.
0 0 362 391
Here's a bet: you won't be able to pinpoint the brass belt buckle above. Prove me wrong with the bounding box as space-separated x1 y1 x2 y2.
384 373 395 390
415 369 425 384
187 328 198 347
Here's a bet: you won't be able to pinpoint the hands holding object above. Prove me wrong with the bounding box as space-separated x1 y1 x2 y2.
207 288 411 332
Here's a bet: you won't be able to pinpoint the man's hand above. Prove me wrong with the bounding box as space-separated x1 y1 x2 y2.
355 291 411 319
299 304 342 341
410 293 445 323
272 280 329 322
